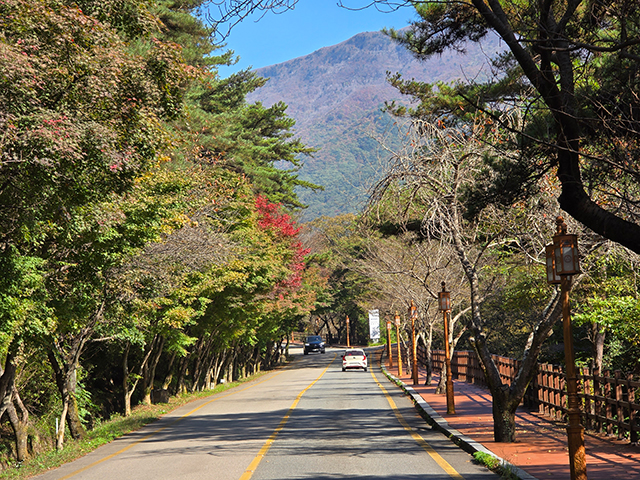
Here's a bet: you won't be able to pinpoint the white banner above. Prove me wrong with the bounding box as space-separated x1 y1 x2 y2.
369 309 380 341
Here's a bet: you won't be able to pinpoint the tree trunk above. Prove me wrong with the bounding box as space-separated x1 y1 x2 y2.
47 349 86 446
591 324 605 372
123 342 132 416
162 351 176 390
451 220 563 443
421 328 433 385
123 339 157 413
226 347 238 383
46 301 106 447
254 347 261 373
192 336 218 392
435 362 446 394
56 398 69 451
7 394 29 462
202 348 219 390
189 337 206 393
143 336 165 404
53 375 85 448
175 355 189 395
264 342 273 369
0 351 29 462
213 350 228 385
66 371 85 440
401 334 412 376
491 389 519 442
124 390 133 417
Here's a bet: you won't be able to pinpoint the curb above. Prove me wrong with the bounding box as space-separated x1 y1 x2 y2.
380 362 540 480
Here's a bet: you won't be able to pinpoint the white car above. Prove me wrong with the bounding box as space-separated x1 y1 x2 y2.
342 349 367 372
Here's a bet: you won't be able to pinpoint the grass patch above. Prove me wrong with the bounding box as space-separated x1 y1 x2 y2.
473 451 520 480
0 371 270 479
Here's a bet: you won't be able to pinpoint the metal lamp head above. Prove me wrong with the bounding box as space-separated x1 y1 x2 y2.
438 281 451 312
409 300 417 319
394 311 400 326
386 319 392 331
552 216 581 276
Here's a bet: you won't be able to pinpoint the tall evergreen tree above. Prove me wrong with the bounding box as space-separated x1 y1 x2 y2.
155 0 320 211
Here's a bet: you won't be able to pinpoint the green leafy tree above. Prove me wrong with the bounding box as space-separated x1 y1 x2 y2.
150 1 319 211
573 246 640 373
0 0 195 450
44 164 211 447
0 0 319 461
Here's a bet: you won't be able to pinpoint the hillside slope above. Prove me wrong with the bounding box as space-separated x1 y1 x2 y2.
248 30 502 219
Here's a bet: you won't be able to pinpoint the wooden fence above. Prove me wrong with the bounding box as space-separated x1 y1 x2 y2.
398 343 640 444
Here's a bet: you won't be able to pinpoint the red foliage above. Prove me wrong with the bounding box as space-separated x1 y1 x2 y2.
255 195 301 238
255 195 310 294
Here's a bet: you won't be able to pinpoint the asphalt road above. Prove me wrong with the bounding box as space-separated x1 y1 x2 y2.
35 347 499 480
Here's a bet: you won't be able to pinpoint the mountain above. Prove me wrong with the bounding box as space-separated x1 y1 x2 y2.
247 30 503 220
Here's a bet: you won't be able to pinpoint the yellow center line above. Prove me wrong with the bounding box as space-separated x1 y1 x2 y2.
370 365 465 479
238 353 337 480
58 370 286 480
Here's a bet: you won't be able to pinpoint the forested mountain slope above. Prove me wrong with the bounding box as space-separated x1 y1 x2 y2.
248 30 502 219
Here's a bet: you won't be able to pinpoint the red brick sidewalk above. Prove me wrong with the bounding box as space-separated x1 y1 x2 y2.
382 357 640 480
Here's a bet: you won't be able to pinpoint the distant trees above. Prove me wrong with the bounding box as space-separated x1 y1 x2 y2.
302 215 377 346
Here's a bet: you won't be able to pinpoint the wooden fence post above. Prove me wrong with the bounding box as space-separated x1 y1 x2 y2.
605 370 613 436
629 373 638 443
594 367 603 434
615 370 623 439
583 366 592 431
557 365 565 421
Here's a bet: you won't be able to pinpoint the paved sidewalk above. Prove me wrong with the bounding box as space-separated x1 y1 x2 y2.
379 354 640 480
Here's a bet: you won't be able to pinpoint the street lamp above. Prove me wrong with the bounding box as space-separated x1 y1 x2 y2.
438 281 455 415
394 311 403 377
386 318 393 368
546 216 587 480
410 300 419 385
346 315 350 347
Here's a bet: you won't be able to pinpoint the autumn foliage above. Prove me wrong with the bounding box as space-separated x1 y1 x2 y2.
255 194 310 292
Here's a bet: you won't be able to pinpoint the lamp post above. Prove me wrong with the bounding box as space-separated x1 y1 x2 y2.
546 216 587 480
438 281 455 415
394 311 403 377
346 315 350 347
386 318 393 367
410 300 419 385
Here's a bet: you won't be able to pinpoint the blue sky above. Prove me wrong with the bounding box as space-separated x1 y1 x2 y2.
214 1 417 77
